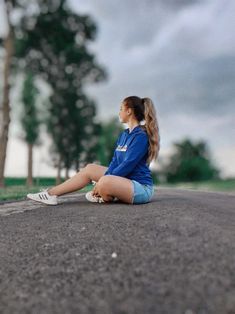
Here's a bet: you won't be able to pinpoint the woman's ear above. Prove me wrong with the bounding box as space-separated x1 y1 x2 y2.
127 108 132 115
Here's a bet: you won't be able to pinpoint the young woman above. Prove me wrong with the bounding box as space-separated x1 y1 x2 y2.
27 96 160 205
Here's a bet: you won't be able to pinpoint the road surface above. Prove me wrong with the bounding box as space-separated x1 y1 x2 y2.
0 188 235 314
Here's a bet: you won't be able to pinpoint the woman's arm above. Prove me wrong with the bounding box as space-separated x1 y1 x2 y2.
104 153 118 175
104 133 122 175
109 133 148 177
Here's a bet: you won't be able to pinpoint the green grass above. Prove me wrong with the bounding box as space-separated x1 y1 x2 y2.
4 177 59 187
159 178 235 193
1 177 235 202
0 177 93 202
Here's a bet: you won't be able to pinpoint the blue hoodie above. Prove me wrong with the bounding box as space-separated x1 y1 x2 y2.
104 125 153 186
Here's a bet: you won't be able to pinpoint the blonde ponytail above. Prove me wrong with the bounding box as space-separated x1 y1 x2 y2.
141 98 160 164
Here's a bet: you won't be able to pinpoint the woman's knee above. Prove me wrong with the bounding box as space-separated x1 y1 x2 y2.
82 163 107 183
97 176 111 194
83 163 96 173
98 176 133 204
78 164 95 179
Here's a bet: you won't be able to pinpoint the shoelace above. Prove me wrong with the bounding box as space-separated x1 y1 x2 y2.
39 188 48 193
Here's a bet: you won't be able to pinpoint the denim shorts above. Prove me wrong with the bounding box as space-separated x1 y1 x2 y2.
131 180 154 204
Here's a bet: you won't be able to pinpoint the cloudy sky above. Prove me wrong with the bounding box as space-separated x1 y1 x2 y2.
1 0 235 178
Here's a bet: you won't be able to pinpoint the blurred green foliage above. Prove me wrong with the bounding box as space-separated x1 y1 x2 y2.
13 0 107 174
4 177 60 187
2 177 235 202
162 138 220 183
21 73 40 145
97 117 123 166
0 178 93 202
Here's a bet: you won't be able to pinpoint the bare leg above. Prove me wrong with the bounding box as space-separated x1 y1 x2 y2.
96 175 134 204
48 164 108 197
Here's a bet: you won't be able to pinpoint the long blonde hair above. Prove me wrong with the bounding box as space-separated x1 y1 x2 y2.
123 96 160 164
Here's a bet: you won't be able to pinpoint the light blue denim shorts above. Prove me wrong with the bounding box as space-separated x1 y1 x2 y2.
131 180 154 204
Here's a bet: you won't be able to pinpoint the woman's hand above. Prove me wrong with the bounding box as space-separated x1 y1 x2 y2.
92 183 100 197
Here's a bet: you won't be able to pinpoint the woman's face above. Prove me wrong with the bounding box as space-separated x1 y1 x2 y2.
119 102 130 123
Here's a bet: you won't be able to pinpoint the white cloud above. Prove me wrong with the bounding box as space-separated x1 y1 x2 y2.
67 0 235 178
5 130 55 177
147 0 235 59
1 0 235 178
214 145 235 178
0 0 8 37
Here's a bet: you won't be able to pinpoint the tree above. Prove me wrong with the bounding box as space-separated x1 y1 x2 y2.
163 138 220 183
0 0 106 185
97 118 123 166
0 0 15 187
21 72 40 186
47 91 100 180
14 0 106 176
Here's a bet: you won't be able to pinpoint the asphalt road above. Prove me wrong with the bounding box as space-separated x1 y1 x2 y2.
0 187 235 314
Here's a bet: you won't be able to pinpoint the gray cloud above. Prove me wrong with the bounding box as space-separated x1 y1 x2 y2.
70 0 235 176
1 0 234 176
71 0 235 117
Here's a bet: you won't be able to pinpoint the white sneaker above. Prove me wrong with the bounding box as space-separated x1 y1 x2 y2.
85 191 105 203
85 191 119 203
27 189 58 205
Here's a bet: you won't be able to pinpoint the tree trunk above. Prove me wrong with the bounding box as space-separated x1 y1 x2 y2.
75 158 80 172
27 143 33 187
56 156 62 185
0 5 14 188
65 168 69 180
